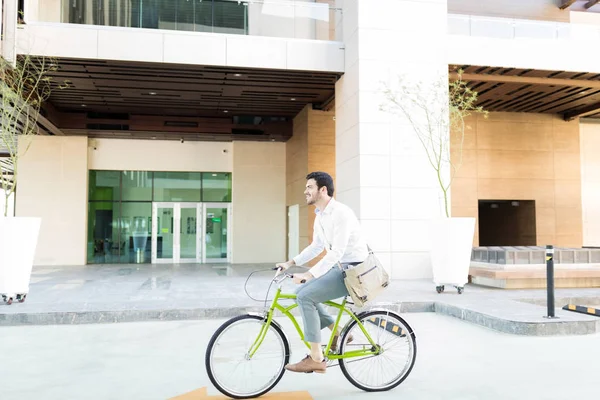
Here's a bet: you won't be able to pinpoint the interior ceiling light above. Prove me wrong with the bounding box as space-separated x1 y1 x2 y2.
290 98 296 101
223 110 229 113
234 73 242 77
149 92 157 95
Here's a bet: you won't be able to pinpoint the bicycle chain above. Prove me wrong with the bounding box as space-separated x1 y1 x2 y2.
325 354 378 369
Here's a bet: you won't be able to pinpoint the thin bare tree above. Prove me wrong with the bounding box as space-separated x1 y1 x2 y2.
1 54 65 216
380 70 488 218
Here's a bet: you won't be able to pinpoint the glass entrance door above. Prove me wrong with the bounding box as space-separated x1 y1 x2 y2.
203 203 232 263
152 202 202 264
180 204 201 262
152 203 174 263
152 202 230 264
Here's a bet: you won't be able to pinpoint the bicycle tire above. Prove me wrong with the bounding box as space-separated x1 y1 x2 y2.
205 314 290 399
339 310 417 392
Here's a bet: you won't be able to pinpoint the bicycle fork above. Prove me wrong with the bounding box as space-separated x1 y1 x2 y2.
246 310 274 359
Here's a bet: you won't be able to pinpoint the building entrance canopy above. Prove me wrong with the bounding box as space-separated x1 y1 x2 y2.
36 57 339 142
452 65 600 121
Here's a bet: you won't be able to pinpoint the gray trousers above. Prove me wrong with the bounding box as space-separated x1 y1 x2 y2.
295 266 349 343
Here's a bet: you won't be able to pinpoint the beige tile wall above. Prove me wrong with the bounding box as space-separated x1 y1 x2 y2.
287 105 310 253
307 108 336 249
16 136 89 265
232 141 286 264
286 105 335 263
451 112 583 248
580 122 600 247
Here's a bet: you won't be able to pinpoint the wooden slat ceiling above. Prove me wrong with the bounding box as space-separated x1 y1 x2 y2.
450 65 600 120
0 151 14 188
35 59 600 143
560 0 600 11
45 58 340 118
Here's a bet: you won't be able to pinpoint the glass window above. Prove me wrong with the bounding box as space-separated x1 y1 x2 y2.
63 0 249 36
157 0 177 30
176 0 195 31
121 171 152 201
89 170 120 201
156 204 175 259
141 0 161 29
194 0 212 32
202 172 232 202
130 0 142 28
87 202 120 264
205 206 228 259
154 172 201 202
213 0 247 35
180 205 198 259
87 169 232 265
120 202 153 263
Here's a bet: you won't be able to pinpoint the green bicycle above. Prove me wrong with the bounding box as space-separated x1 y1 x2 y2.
205 268 417 399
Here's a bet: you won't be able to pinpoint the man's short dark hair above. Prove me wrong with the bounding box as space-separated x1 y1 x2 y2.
306 171 334 197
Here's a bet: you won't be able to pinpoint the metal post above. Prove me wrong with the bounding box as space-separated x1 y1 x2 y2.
545 245 555 318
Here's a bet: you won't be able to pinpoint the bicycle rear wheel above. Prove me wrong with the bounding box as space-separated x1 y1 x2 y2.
339 310 417 392
205 314 290 399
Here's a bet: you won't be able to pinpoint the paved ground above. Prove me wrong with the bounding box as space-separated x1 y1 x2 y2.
1 264 599 335
1 313 599 400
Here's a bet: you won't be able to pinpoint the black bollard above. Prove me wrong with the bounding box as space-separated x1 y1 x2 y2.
546 245 555 318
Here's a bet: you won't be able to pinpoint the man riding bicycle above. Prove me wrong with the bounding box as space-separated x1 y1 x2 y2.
276 171 369 374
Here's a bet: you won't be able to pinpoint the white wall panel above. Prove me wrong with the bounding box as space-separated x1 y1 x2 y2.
16 23 344 73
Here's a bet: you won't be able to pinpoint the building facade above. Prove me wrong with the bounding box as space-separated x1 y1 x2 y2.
1 0 600 280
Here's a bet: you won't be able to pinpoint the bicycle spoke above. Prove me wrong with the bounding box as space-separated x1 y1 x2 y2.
339 311 417 392
207 316 288 398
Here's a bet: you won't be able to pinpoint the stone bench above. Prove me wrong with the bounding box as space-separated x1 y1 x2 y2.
469 246 600 289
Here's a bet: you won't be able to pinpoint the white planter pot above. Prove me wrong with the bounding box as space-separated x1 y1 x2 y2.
429 217 476 288
0 217 41 298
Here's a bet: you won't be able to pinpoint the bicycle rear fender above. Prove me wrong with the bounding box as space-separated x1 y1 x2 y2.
339 309 369 338
340 308 416 340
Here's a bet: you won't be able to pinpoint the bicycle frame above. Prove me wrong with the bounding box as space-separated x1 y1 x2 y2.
247 286 380 361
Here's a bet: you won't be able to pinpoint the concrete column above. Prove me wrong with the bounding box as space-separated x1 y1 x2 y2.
1 0 18 65
287 104 335 264
16 136 89 266
335 0 449 279
24 0 41 23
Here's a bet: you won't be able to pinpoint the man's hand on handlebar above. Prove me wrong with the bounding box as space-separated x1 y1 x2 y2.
292 272 313 285
274 260 295 276
273 262 313 285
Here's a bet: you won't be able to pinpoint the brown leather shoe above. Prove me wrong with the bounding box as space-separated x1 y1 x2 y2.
330 334 354 353
284 355 326 374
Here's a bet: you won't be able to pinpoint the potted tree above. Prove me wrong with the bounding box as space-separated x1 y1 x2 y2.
0 54 61 305
381 69 487 294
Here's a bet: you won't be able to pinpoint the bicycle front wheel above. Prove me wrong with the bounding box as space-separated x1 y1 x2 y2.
339 310 417 392
205 314 290 399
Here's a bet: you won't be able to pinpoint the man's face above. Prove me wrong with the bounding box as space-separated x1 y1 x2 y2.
304 179 322 205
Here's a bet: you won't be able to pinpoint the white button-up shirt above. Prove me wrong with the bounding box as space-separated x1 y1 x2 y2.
293 198 369 279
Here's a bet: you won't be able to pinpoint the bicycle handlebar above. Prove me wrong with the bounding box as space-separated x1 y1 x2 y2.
272 267 306 284
243 267 306 304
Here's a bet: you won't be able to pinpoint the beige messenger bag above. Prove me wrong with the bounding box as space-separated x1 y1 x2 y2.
319 221 390 307
339 245 390 308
